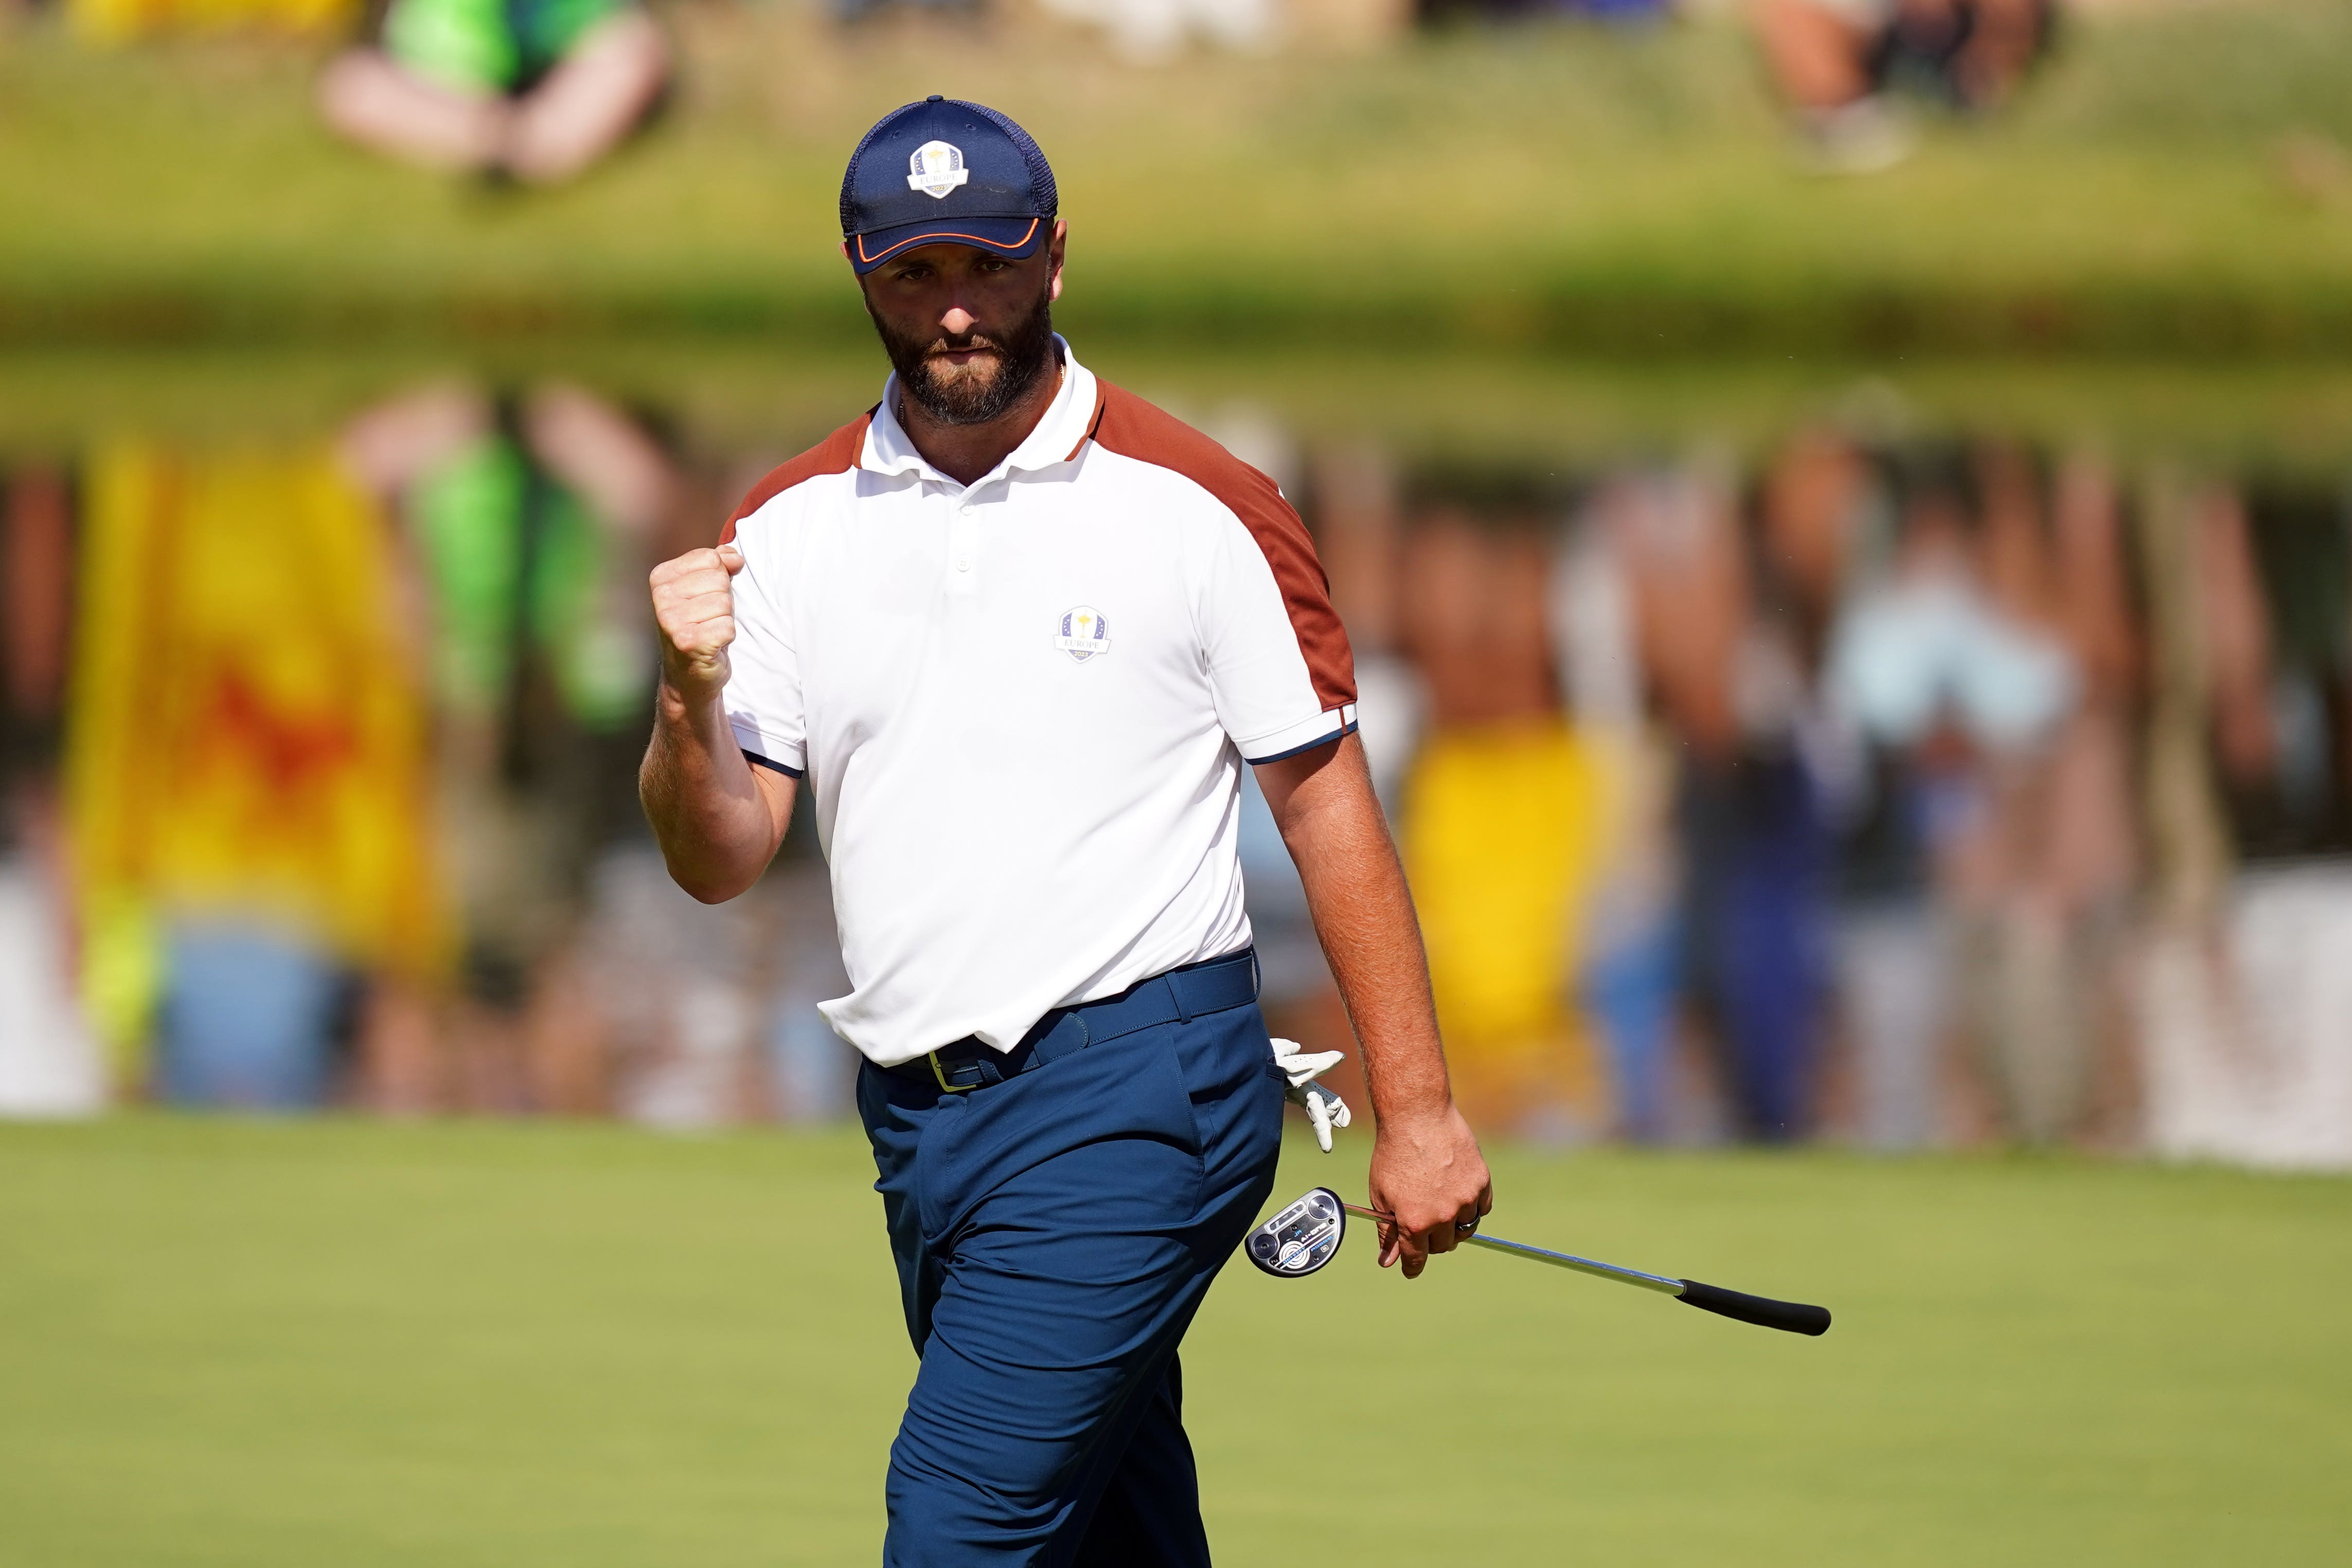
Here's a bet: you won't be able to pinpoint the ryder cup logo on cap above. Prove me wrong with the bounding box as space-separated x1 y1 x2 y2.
906 141 968 199
1055 606 1111 662
842 96 1058 275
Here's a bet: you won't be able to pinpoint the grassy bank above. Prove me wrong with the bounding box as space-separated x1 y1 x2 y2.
6 1 2352 352
2 1116 2346 1565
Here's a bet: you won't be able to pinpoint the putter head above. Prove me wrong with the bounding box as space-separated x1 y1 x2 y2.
1243 1187 1347 1279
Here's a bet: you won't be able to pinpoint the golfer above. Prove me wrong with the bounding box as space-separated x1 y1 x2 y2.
640 96 1491 1565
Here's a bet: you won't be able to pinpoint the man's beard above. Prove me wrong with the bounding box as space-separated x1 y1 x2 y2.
868 283 1056 427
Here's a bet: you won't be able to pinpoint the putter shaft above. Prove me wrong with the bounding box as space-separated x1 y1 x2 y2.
1341 1202 1682 1294
1337 1200 1833 1336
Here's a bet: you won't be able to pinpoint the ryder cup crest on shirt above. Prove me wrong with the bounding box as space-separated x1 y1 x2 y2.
906 141 968 199
1055 605 1111 662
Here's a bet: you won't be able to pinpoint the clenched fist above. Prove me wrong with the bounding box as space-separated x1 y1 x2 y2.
650 543 745 704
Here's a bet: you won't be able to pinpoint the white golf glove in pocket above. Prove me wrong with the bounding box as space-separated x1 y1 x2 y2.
1269 1038 1352 1152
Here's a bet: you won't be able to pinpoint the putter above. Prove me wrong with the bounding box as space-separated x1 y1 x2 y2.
1241 1187 1832 1337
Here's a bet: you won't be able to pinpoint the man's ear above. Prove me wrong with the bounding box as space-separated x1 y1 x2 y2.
1047 218 1068 304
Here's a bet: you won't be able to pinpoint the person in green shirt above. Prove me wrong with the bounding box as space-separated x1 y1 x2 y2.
318 0 669 183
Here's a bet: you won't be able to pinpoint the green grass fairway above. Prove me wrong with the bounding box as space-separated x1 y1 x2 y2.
2 1118 2345 1565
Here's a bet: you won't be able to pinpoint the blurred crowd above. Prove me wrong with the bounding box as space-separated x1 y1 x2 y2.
16 0 2066 178
6 390 2352 1169
1 386 844 1129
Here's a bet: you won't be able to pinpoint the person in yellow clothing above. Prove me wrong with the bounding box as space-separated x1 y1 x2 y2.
1392 497 1628 1142
1402 717 1617 1141
67 0 353 44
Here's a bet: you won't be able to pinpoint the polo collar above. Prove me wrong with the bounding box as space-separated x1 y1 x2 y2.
861 336 1101 486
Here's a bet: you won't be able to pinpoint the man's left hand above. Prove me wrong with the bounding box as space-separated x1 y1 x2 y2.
1366 1105 1492 1280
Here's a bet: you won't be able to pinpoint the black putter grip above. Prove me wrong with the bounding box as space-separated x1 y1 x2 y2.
1676 1279 1832 1337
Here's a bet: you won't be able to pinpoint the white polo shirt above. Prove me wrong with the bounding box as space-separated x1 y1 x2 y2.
719 341 1358 1067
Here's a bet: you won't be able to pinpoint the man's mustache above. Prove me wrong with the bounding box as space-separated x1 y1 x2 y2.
923 336 1005 362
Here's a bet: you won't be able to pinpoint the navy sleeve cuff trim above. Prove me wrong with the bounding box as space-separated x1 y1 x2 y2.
742 749 804 779
1241 719 1358 767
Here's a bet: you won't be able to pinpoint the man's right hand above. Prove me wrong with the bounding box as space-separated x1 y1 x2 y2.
1367 1103 1492 1280
650 543 745 705
639 538 790 904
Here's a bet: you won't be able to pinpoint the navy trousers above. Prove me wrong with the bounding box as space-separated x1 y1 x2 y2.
857 962 1286 1566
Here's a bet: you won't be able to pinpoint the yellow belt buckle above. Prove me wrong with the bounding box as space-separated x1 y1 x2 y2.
929 1051 973 1093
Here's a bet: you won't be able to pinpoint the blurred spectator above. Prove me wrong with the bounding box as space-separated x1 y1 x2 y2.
1825 449 2111 1145
343 385 868 1126
1751 0 2056 171
2143 863 2352 1171
1397 482 1614 1143
0 821 106 1116
2 468 107 1118
318 0 669 185
1553 497 1682 1142
1608 459 1831 1142
1934 450 2113 1144
2216 478 2352 859
1949 446 2134 1146
339 382 671 1113
1677 762 1829 1143
2136 468 2352 1169
4 467 72 743
1748 428 1955 1151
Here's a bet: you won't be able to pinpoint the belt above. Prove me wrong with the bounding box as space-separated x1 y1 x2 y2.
885 948 1259 1094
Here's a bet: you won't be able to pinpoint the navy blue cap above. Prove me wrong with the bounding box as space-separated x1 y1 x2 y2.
841 96 1057 275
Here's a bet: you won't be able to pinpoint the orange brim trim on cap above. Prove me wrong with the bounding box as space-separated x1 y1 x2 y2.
854 218 1042 266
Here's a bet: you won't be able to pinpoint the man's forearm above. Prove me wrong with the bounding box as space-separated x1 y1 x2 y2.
1264 737 1490 1276
1263 742 1453 1126
1297 822 1452 1127
639 681 785 903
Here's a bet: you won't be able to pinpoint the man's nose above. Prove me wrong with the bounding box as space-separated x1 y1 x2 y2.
941 306 978 337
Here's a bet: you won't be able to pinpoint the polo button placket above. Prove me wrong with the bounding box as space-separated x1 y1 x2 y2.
936 482 973 597
947 484 984 597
